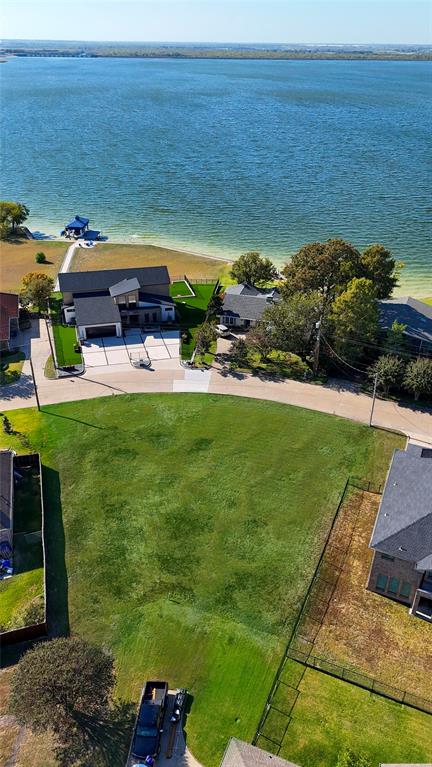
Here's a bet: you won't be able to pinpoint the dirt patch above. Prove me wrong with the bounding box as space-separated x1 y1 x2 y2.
311 490 432 701
0 240 67 293
72 242 229 279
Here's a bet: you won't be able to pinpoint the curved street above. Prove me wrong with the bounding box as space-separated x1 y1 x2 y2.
0 320 431 445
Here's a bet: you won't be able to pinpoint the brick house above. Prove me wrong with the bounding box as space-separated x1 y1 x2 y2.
367 444 432 622
0 292 19 351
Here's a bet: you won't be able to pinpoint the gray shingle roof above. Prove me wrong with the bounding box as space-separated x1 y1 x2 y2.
59 266 170 294
74 295 121 327
221 738 301 767
221 284 280 322
109 277 140 297
378 297 432 344
370 445 432 567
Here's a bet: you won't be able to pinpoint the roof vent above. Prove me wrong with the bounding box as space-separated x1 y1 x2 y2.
399 546 407 552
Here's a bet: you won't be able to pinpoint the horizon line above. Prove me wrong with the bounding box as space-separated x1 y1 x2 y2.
2 38 430 46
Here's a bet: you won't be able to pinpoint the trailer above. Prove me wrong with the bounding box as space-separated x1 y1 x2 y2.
126 681 168 766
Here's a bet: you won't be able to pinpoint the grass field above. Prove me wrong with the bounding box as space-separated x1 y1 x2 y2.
265 662 432 766
0 395 404 766
423 297 432 305
0 239 66 293
72 242 229 280
170 282 216 359
0 350 25 385
311 489 432 701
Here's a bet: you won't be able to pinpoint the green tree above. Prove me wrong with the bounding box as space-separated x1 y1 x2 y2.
360 243 400 299
403 358 432 400
329 278 379 361
282 239 362 301
369 355 405 396
230 337 249 367
195 322 217 354
10 201 30 231
263 291 321 357
20 272 54 312
247 325 273 360
0 201 29 238
35 251 46 264
230 251 278 286
336 748 372 767
384 320 408 356
10 637 114 752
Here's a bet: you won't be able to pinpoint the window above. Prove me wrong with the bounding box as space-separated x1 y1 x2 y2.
376 574 388 591
381 553 394 561
388 577 400 595
400 581 411 599
128 295 136 303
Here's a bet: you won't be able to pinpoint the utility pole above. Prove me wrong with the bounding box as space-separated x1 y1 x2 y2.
369 371 378 427
28 355 41 412
313 319 322 377
313 286 328 377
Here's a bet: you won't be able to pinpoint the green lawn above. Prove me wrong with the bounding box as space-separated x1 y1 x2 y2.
0 350 25 385
268 662 432 766
170 283 216 359
49 296 82 367
0 467 44 632
170 280 194 297
0 396 403 766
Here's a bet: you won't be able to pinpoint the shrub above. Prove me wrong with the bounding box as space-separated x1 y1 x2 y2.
403 358 432 401
35 252 46 263
369 355 405 396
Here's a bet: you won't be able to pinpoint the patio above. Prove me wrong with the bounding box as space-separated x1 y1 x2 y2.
81 329 180 369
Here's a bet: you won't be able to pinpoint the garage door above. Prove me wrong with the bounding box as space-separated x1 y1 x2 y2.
86 325 116 338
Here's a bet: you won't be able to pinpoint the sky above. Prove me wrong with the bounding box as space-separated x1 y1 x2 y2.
1 0 431 45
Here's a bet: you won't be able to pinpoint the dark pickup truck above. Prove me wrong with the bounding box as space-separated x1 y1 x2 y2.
129 681 168 763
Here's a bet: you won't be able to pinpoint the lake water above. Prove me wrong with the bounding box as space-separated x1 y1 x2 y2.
1 57 431 295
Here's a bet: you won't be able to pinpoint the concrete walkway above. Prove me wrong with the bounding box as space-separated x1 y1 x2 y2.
0 321 431 444
54 240 80 290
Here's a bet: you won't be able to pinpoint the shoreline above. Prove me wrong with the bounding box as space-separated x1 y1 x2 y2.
31 233 235 264
25 231 431 297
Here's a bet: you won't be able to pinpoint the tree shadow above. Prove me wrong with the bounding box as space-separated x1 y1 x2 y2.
42 466 69 637
41 409 105 430
0 371 35 401
56 701 136 767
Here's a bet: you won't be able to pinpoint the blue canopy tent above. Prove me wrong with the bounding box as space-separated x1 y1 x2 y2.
62 215 90 238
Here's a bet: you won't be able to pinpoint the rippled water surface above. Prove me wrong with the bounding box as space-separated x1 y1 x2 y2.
1 57 431 294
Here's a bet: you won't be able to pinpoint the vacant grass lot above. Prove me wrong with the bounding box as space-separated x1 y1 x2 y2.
0 239 66 293
270 662 432 766
72 242 229 280
0 396 403 766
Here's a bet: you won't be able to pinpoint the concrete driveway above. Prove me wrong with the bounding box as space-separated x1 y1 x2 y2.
81 330 180 369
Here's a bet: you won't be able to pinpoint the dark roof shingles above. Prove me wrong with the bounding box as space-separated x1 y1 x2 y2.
59 266 170 294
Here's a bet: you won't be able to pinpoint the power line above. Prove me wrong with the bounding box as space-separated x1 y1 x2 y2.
321 336 370 375
328 333 430 361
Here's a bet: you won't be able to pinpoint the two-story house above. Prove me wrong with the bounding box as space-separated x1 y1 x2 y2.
59 266 176 340
367 443 432 622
